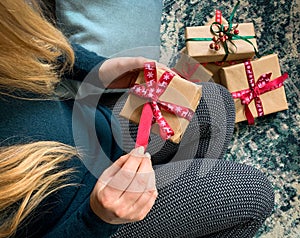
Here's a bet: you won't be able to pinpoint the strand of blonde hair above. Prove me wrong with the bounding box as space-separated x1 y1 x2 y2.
0 0 74 96
0 141 79 238
0 0 79 237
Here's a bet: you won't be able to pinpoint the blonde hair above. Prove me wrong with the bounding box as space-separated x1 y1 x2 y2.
0 141 78 238
0 0 74 96
0 0 79 237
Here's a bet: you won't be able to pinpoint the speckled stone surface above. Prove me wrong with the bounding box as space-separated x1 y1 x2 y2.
159 0 300 237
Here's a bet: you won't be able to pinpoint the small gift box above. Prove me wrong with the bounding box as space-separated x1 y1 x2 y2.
202 60 243 84
120 62 202 146
185 3 258 63
172 52 213 83
219 54 288 124
193 9 253 83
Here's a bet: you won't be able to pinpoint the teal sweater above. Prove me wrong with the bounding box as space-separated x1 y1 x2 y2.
0 44 122 237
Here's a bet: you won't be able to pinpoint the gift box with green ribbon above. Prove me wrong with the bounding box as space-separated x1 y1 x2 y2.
185 1 258 63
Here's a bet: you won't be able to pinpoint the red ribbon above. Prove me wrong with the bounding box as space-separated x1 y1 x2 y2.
172 62 201 83
231 60 288 124
130 62 195 149
201 60 238 68
203 10 243 66
215 9 222 23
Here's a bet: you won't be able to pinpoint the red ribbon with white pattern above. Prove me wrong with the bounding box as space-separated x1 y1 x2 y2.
201 10 241 66
130 62 195 149
215 9 222 23
231 60 288 124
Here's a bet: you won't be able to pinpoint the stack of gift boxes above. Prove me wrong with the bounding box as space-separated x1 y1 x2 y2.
184 2 289 124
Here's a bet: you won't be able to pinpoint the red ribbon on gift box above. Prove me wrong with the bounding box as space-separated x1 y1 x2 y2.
215 9 222 24
231 60 288 125
201 10 246 67
172 62 201 83
186 1 259 62
130 62 195 149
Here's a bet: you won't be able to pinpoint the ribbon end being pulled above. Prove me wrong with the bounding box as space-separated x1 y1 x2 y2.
135 103 153 151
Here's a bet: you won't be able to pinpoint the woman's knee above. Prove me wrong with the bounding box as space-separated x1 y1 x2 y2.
192 82 235 158
203 159 274 222
232 163 275 222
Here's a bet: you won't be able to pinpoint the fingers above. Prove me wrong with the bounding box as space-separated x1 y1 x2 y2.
97 147 145 188
108 153 157 223
99 57 148 87
99 56 179 89
115 149 156 221
91 147 158 224
114 189 158 223
125 153 155 193
98 147 152 199
132 189 158 221
97 153 130 188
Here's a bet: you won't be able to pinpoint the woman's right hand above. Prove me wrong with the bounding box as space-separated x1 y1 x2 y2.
90 147 158 224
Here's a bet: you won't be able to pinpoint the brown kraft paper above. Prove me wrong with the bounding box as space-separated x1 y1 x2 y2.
172 52 213 83
185 23 257 63
202 60 244 84
120 67 202 143
220 54 288 123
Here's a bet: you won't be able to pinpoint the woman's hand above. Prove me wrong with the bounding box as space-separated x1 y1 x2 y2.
98 57 173 89
90 147 158 224
99 57 148 89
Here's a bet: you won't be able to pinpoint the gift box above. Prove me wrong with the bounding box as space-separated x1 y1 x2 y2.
219 54 288 124
185 23 257 63
172 52 213 83
179 47 226 84
185 4 258 63
202 60 243 84
120 62 202 144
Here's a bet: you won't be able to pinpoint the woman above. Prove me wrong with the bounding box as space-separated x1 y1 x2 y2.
0 0 274 237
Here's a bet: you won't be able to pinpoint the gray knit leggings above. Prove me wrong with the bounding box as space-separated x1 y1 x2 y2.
107 82 274 238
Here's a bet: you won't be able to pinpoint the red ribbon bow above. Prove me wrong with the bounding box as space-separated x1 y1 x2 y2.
231 60 288 124
130 62 195 149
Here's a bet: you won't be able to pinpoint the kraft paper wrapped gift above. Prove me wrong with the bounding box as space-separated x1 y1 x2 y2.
202 60 243 84
197 10 244 84
172 52 213 83
220 54 288 123
185 23 258 63
120 64 202 143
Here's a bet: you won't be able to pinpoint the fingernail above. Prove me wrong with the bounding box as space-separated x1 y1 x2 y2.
132 146 145 156
145 152 151 160
136 146 145 155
